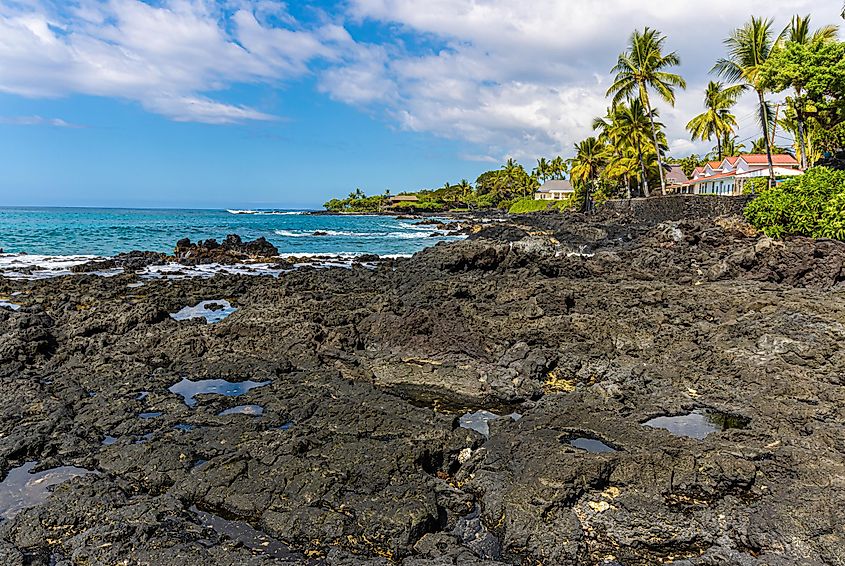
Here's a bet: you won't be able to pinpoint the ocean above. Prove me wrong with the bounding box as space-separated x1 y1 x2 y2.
0 207 462 257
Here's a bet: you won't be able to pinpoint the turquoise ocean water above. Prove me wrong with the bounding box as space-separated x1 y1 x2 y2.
0 207 461 257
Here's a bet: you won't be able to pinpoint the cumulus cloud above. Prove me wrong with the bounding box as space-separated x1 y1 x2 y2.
0 0 344 123
0 0 842 157
329 0 843 158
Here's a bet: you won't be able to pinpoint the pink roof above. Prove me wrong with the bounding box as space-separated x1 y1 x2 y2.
686 171 737 185
741 154 798 166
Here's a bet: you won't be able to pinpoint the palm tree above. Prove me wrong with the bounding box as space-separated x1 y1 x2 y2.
751 137 791 155
776 15 840 169
686 81 744 160
457 179 472 201
550 156 567 180
719 136 746 157
595 100 659 198
607 27 686 195
569 137 607 212
713 17 777 187
534 158 550 181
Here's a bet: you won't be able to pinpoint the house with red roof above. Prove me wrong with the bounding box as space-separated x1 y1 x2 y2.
679 154 802 195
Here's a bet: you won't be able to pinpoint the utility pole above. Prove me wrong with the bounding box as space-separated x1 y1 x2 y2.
769 102 781 150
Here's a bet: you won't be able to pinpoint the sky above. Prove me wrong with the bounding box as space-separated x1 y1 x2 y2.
0 0 842 209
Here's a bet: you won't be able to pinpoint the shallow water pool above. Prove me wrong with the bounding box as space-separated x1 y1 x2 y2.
0 462 97 520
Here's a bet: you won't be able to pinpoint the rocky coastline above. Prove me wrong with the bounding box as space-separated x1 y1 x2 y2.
1 209 845 565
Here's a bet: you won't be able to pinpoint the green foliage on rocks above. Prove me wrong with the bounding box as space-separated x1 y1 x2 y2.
508 197 552 214
744 167 845 239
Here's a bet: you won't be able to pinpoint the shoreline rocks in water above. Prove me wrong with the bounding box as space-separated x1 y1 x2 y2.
1 211 845 564
175 234 280 265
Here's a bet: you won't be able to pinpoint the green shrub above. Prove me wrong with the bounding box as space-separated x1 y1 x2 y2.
742 177 769 195
552 197 575 211
744 167 845 239
508 197 552 214
392 200 445 212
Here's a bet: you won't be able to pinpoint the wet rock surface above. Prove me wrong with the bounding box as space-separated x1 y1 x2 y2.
1 212 845 564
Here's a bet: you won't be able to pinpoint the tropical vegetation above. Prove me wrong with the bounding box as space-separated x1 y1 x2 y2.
326 12 845 219
745 167 845 239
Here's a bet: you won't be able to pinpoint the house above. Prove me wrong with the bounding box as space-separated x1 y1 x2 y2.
679 154 802 195
534 179 575 200
389 195 419 204
665 164 689 192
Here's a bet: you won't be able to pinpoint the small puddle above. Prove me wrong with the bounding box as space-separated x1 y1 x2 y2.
0 299 21 311
102 436 118 446
127 282 144 289
139 411 162 419
643 409 749 440
459 410 499 438
174 424 195 432
170 300 237 323
136 391 149 401
219 405 263 416
0 462 97 520
569 437 616 453
169 378 270 408
191 505 311 561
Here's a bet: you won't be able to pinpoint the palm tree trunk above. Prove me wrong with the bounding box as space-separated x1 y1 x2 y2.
758 89 776 188
635 140 650 198
794 89 808 170
643 96 667 195
717 136 722 161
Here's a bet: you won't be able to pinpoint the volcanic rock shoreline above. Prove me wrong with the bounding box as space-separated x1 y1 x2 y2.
1 211 845 565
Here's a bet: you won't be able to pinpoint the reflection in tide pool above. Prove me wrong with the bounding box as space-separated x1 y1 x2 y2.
568 437 616 453
643 409 749 440
169 378 270 408
0 299 21 311
0 462 97 520
170 300 237 323
459 411 499 438
219 404 264 416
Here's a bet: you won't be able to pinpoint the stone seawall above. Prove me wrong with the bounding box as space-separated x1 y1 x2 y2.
598 195 753 224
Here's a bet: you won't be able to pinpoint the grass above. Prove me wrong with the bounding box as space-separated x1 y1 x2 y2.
508 197 552 214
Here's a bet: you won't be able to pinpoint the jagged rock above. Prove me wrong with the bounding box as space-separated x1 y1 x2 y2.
0 212 844 564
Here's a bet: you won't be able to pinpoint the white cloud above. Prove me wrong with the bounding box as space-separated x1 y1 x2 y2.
0 0 842 158
0 0 344 123
0 115 84 128
327 0 844 158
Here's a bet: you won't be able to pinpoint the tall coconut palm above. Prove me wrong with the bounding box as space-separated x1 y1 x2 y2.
686 81 744 160
550 156 567 180
569 137 607 212
595 100 660 198
719 136 746 158
534 158 550 181
776 15 840 169
607 27 687 195
713 17 777 187
457 179 472 200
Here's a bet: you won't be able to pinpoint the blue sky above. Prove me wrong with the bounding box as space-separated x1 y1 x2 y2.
0 0 842 208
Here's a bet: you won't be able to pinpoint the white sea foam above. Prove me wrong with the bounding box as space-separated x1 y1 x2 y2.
0 251 416 281
227 210 306 215
0 253 122 280
274 228 458 240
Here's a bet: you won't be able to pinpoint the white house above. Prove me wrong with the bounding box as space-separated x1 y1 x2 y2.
680 154 802 195
535 179 575 200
